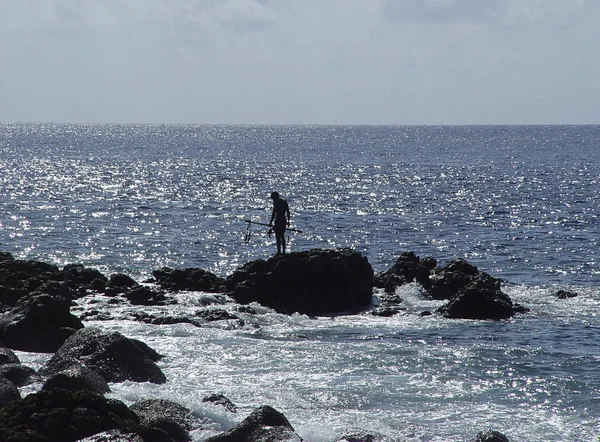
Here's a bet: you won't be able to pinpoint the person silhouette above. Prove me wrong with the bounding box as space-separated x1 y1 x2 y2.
269 191 290 254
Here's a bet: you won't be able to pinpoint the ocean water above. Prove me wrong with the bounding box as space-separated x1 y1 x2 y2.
1 123 599 441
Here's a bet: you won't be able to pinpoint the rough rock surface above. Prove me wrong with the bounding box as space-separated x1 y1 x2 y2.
205 405 301 442
130 399 194 442
226 248 374 315
0 375 20 408
373 251 436 293
39 328 166 384
0 389 140 442
42 362 111 394
0 294 84 352
153 267 226 293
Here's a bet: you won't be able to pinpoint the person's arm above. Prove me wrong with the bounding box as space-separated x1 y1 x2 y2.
269 207 275 226
285 202 290 226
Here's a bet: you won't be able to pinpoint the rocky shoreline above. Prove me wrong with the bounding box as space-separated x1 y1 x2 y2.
0 248 552 441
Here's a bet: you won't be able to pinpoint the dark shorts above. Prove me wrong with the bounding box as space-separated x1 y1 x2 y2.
273 218 286 235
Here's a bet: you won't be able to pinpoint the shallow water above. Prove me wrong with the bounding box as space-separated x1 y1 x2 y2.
3 123 600 440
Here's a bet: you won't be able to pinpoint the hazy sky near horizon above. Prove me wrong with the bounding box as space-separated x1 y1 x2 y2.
1 0 599 125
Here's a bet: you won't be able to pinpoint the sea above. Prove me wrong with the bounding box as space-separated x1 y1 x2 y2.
0 123 599 441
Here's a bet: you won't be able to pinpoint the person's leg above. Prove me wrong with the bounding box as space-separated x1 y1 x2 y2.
276 234 282 254
281 234 286 253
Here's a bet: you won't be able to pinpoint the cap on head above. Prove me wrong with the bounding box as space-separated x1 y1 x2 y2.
270 191 279 199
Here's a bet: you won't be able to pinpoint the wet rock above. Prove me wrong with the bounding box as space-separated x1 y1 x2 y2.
337 429 378 442
0 347 19 365
153 267 226 293
0 389 140 442
370 305 405 317
205 405 301 442
555 289 578 299
130 399 194 442
42 362 110 394
429 258 491 300
437 278 523 320
472 429 510 442
0 363 39 386
61 264 108 295
77 430 145 442
123 286 171 306
0 375 20 408
202 394 237 413
195 308 239 322
108 274 138 291
373 251 436 293
226 248 374 315
39 328 167 384
131 312 202 327
0 293 84 352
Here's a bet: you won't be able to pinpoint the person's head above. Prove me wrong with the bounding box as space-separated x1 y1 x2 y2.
270 191 279 200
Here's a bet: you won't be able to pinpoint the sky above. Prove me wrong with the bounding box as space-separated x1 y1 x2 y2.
1 0 599 125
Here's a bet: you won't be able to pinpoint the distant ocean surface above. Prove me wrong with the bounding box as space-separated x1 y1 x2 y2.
1 123 599 441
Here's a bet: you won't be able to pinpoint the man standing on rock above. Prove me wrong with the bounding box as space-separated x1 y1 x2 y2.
269 191 290 255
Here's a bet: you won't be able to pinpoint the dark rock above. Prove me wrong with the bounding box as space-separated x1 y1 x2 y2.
429 258 488 300
473 429 510 442
204 405 301 442
39 328 166 384
77 429 145 441
0 363 39 386
42 362 110 394
130 399 193 442
226 248 374 315
124 286 171 306
555 289 578 299
108 273 138 290
153 267 226 293
373 251 435 293
61 264 108 295
0 389 140 442
202 394 237 413
437 278 522 320
131 312 202 327
370 305 405 317
195 309 239 322
0 347 19 365
0 375 20 408
337 429 377 442
0 294 84 352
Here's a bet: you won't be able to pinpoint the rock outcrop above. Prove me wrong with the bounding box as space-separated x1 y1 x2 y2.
39 328 166 384
205 405 301 442
153 267 226 293
373 251 436 293
226 248 374 315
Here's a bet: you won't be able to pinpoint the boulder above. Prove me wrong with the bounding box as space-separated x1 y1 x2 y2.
473 429 510 442
108 274 138 291
226 248 374 315
61 264 108 295
0 363 39 386
429 258 491 300
0 294 84 352
0 347 19 365
0 375 20 408
373 252 436 293
202 394 237 413
130 399 194 442
205 405 301 442
437 278 524 320
123 286 171 306
153 267 226 293
42 362 110 394
0 389 140 442
39 328 166 384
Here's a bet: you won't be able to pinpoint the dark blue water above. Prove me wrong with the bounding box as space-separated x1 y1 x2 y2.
2 124 600 441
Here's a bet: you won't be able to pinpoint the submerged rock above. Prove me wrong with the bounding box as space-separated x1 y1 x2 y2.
226 248 374 315
39 328 166 384
202 394 237 413
472 429 510 442
204 405 301 442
